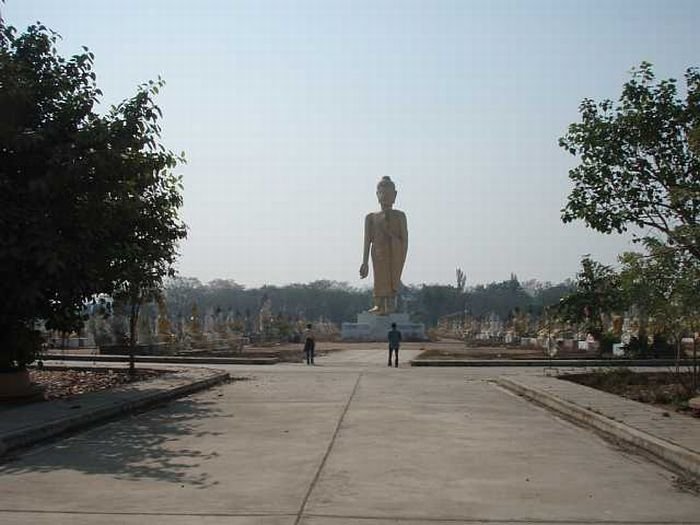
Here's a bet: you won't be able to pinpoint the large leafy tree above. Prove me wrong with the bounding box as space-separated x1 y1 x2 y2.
559 63 699 260
0 22 186 370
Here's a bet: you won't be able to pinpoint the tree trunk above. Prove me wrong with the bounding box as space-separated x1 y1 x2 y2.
693 337 698 393
128 300 140 375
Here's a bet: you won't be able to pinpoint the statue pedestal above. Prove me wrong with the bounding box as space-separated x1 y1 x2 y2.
341 312 426 341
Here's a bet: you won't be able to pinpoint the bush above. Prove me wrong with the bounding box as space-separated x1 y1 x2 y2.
623 335 675 359
0 322 43 371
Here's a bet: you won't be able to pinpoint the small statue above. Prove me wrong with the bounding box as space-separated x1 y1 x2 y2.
258 294 273 333
359 176 408 315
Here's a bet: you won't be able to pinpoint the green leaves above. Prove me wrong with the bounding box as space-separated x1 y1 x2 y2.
0 21 186 368
556 256 623 339
618 241 700 341
560 63 699 260
556 247 699 347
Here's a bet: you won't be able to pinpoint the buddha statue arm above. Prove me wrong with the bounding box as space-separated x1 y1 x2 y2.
400 211 408 263
401 213 408 260
359 213 372 279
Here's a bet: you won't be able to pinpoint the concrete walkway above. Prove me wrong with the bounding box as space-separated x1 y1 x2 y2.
0 367 229 456
0 347 698 524
497 374 700 476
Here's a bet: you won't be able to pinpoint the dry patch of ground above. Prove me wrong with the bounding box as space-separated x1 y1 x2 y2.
416 346 548 360
29 368 170 401
561 369 700 418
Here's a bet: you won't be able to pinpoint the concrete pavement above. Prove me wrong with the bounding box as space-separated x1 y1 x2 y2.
0 347 698 524
0 367 229 457
498 374 700 477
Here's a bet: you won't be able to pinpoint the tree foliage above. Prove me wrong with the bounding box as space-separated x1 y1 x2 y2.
559 62 700 260
556 257 623 339
557 247 698 367
466 276 534 320
0 22 185 369
408 284 465 327
619 240 700 352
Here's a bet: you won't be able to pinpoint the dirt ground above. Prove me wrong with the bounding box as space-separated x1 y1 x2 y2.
561 369 700 417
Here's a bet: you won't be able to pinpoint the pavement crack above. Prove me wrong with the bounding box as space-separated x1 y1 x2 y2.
303 514 700 524
294 371 363 525
0 509 294 517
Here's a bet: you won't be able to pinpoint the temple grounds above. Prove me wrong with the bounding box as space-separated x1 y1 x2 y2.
0 347 698 525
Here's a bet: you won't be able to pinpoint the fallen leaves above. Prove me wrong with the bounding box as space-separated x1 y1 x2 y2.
29 369 168 401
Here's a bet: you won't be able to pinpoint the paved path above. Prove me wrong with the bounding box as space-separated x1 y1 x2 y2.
500 374 700 458
318 345 423 367
0 348 698 524
495 374 700 478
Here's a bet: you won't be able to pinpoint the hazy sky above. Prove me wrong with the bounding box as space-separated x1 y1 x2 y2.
5 1 699 288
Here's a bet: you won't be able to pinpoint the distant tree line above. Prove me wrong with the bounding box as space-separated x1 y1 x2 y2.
162 276 573 328
164 278 371 324
405 276 572 327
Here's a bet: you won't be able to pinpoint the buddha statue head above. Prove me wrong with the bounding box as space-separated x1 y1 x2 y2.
376 176 397 210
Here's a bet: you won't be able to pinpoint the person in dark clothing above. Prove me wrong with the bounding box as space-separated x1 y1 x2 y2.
303 323 315 365
387 322 402 367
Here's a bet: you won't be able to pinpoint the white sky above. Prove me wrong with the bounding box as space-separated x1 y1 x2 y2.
6 1 699 288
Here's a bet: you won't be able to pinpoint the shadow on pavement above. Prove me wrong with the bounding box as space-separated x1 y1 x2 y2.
0 391 227 488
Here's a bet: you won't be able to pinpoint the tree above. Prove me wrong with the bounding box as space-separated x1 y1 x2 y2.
455 268 466 292
164 277 205 316
466 276 531 320
0 22 185 371
529 281 574 314
559 63 700 260
556 256 623 341
106 80 187 372
410 284 465 327
619 241 700 383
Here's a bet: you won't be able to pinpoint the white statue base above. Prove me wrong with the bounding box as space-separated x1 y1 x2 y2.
341 312 426 341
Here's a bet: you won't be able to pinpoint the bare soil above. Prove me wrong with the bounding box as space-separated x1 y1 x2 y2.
561 369 700 417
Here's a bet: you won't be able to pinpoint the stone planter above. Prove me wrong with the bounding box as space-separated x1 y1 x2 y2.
0 369 44 400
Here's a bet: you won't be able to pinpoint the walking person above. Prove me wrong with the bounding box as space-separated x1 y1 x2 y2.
303 323 315 365
387 322 402 368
